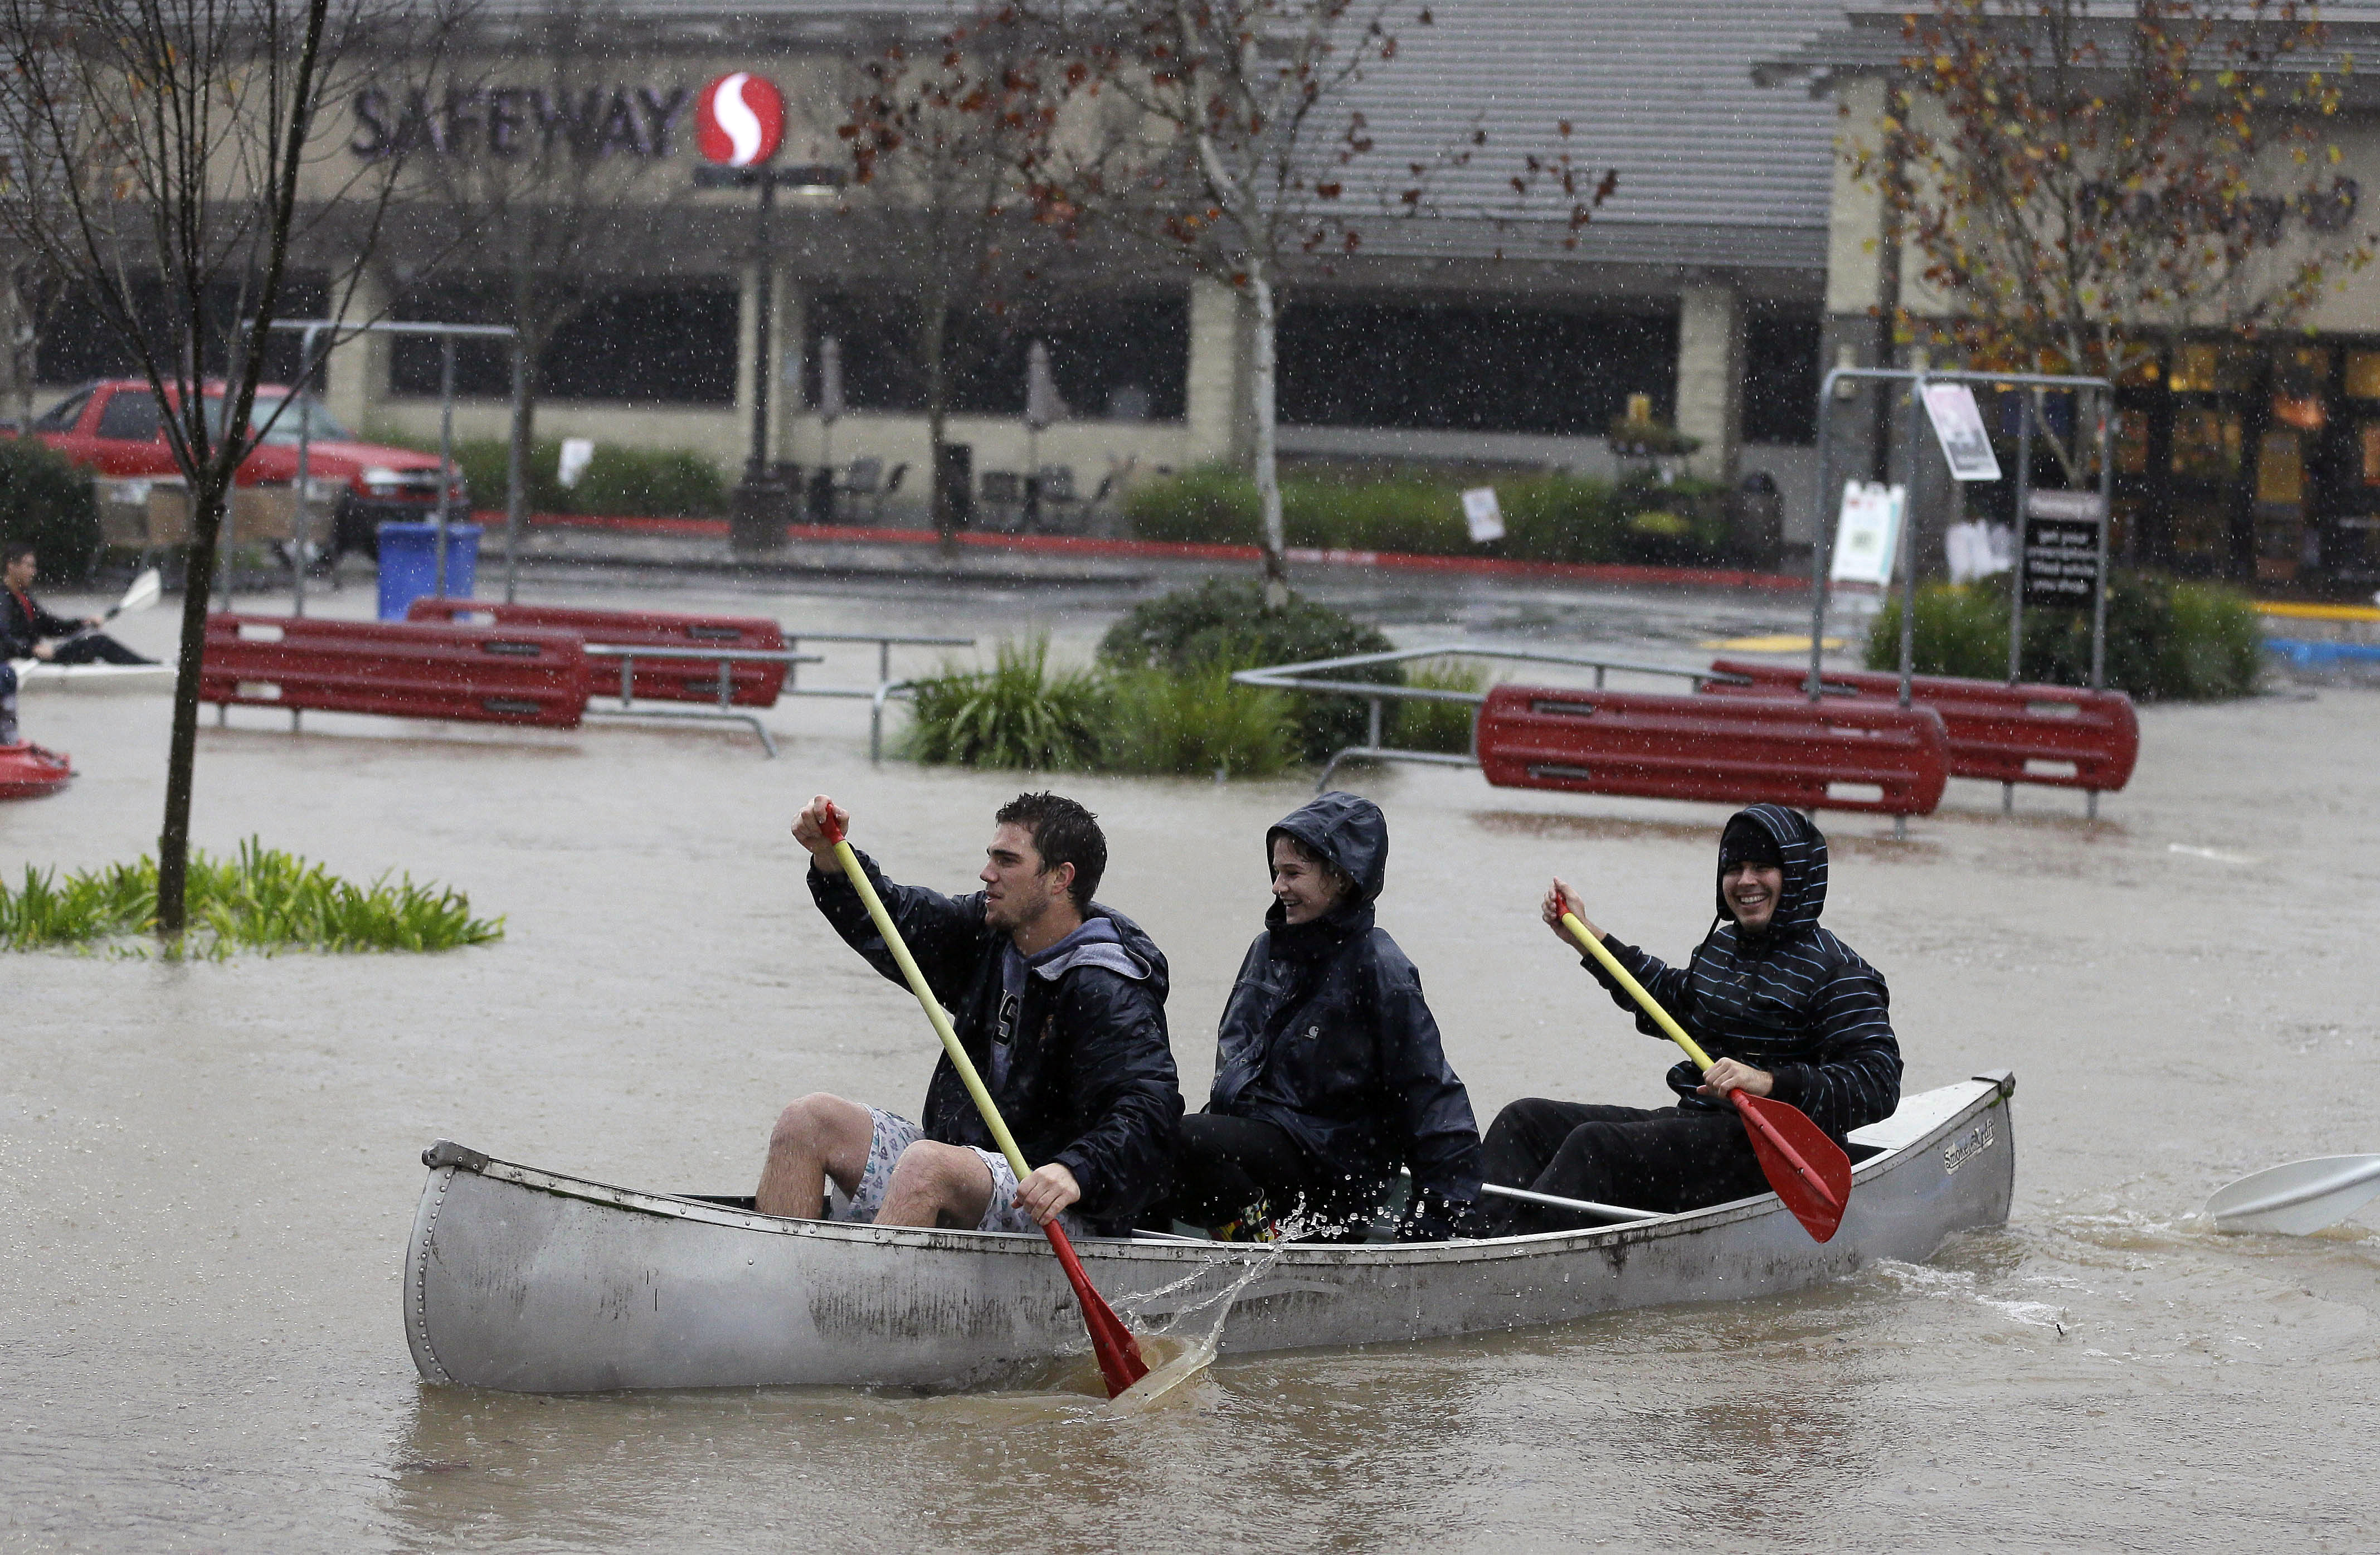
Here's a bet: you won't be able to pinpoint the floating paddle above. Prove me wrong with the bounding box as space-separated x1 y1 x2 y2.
816 809 1150 1398
2205 1155 2380 1235
1559 910 1852 1243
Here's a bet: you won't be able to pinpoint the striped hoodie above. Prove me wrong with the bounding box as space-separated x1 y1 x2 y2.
1584 803 1902 1141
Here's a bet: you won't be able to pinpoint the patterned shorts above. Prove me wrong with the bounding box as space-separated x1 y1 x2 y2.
831 1107 1083 1237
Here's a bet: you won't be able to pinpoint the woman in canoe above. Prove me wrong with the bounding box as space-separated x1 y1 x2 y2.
1162 792 1486 1241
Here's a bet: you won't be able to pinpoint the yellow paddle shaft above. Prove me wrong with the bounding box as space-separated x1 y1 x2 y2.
1560 911 1717 1075
832 839 1032 1181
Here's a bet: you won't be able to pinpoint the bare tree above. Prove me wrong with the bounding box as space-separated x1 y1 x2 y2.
1853 0 2373 478
1016 0 1612 590
834 12 1073 550
0 0 447 939
377 0 696 474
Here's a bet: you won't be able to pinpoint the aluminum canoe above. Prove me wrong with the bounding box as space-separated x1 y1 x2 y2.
405 1072 2016 1393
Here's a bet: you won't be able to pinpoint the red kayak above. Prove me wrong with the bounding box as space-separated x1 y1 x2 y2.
0 742 74 799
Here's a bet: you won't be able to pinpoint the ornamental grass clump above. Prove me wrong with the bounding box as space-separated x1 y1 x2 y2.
1391 660 1488 754
902 637 1106 770
1099 666 1297 778
0 839 503 955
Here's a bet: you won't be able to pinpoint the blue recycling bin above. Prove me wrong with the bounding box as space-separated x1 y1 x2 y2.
375 521 482 621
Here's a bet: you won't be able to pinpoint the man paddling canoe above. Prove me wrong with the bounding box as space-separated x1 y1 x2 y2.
757 791 1182 1237
1482 803 1901 1230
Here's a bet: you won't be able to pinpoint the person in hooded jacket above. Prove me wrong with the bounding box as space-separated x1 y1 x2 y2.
757 791 1182 1238
1166 792 1486 1241
1482 803 1901 1230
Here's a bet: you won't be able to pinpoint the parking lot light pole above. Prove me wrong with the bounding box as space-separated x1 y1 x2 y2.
695 162 844 551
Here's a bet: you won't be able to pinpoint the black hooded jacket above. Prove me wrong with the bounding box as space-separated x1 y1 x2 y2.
1583 803 1902 1141
1208 793 1484 1222
2 584 80 660
810 851 1183 1233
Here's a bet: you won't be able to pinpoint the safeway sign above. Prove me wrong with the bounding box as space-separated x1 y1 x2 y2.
695 73 785 167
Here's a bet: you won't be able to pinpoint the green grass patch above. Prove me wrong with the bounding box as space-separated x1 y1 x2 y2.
1099 666 1297 779
1392 659 1487 754
0 840 504 956
902 637 1107 770
1867 571 2266 701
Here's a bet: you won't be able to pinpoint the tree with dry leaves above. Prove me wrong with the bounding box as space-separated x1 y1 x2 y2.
834 13 1075 548
0 0 448 938
1016 0 1612 589
1855 0 2372 477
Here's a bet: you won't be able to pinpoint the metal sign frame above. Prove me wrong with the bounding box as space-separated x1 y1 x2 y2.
1807 365 2116 718
264 318 523 615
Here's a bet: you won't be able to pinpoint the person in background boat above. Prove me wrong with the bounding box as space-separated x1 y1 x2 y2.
2 541 155 693
1164 792 1486 1242
1482 803 1901 1231
756 791 1182 1239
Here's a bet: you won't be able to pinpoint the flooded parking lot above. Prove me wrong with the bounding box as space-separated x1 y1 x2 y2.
3 571 2375 1552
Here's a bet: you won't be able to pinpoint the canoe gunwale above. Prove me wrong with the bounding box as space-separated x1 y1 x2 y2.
413 1070 2017 1274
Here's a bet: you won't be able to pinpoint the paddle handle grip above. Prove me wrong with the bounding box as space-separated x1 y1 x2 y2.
1561 911 1718 1075
824 825 1033 1183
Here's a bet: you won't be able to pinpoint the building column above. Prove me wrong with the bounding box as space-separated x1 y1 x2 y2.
1182 278 1252 470
322 265 387 436
771 270 804 470
733 260 760 474
1676 283 1743 485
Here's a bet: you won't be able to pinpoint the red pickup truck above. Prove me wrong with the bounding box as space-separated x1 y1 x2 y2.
21 378 464 562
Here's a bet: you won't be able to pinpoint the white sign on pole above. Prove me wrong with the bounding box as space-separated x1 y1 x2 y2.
557 438 595 489
1920 382 2003 481
1831 480 1905 585
1460 486 1505 543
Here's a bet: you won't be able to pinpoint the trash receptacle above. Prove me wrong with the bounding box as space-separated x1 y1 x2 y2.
376 521 482 620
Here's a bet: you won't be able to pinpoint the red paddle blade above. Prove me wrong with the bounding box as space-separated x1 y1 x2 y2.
1733 1094 1853 1243
1041 1222 1150 1398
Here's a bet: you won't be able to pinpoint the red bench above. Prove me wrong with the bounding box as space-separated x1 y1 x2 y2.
1706 660 2139 793
200 615 590 728
407 600 789 708
1476 684 1950 815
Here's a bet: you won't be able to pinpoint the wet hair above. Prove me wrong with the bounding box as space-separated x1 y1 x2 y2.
1270 830 1352 902
1 539 33 567
995 792 1105 910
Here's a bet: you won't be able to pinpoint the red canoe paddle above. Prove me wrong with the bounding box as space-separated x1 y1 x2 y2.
1560 911 1853 1243
819 810 1150 1397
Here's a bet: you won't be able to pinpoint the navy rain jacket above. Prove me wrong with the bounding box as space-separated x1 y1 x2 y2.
1208 793 1484 1231
810 851 1184 1233
1584 803 1902 1141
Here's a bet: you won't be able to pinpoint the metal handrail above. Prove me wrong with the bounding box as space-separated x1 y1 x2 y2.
583 632 975 759
1233 644 1742 791
583 645 825 757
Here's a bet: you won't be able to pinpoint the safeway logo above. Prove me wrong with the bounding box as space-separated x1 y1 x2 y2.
694 72 784 167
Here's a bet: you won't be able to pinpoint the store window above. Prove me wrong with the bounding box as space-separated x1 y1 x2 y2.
1275 300 1677 434
392 280 738 405
1741 305 1821 445
803 294 1188 422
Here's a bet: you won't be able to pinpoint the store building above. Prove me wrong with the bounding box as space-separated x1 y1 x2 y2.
1762 5 2380 593
17 1 1855 541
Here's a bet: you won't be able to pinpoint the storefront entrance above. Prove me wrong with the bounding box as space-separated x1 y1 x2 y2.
2113 338 2380 593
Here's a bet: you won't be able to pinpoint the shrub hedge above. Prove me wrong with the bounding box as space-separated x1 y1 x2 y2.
1866 571 2265 701
1097 578 1396 761
420 438 731 518
1121 465 1738 567
0 434 103 577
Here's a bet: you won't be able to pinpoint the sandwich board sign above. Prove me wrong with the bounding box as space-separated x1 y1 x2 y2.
2022 489 2106 608
1831 480 1906 585
1921 382 2003 482
1460 486 1505 543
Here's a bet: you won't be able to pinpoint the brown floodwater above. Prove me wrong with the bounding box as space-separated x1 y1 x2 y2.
3 573 2375 1552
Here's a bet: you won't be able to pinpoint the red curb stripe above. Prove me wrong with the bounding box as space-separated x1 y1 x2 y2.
484 511 1809 592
